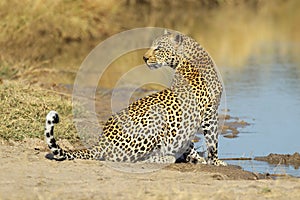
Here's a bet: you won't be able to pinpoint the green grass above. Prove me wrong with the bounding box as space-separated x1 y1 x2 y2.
261 187 272 193
0 65 17 79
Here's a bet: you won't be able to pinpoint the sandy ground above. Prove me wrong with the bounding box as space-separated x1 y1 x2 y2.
1 139 300 200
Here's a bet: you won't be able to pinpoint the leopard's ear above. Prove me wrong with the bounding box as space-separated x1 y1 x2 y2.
164 29 171 35
173 33 183 46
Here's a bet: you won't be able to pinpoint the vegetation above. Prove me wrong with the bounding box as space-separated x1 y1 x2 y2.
0 0 299 141
0 81 77 141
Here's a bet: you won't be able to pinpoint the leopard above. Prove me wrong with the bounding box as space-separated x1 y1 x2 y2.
44 30 227 166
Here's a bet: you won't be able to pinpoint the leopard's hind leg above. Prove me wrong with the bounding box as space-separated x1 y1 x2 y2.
142 155 176 163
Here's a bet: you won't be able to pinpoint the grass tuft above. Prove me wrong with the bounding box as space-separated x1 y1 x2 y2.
0 81 78 142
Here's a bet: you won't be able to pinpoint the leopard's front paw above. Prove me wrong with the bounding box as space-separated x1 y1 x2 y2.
208 159 227 166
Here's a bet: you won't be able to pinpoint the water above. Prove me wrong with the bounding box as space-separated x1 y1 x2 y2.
216 43 300 177
227 160 299 177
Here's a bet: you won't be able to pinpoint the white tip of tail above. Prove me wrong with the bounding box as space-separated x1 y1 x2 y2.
46 111 59 124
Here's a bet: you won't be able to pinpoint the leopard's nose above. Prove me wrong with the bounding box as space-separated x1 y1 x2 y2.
143 56 149 62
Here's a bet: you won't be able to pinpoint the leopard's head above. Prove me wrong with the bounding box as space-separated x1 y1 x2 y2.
143 31 184 69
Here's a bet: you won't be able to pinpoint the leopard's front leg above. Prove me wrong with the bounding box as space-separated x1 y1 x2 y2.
202 106 227 166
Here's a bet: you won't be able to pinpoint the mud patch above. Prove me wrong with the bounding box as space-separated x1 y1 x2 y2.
255 153 300 169
219 113 251 138
167 163 269 180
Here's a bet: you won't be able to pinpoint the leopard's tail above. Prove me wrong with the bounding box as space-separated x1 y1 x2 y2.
44 111 97 161
44 111 70 160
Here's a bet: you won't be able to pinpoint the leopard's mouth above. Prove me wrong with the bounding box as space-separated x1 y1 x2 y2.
145 62 162 70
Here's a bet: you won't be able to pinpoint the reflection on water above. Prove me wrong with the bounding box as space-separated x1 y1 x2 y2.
216 43 300 177
228 160 300 178
97 0 300 88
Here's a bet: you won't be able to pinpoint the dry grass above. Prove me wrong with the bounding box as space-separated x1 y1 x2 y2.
0 0 122 81
0 80 77 142
1 0 299 83
0 0 299 141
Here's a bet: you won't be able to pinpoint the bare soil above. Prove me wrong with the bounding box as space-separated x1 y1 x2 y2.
1 139 300 200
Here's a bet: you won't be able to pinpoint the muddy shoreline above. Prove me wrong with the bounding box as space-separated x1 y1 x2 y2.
255 153 300 169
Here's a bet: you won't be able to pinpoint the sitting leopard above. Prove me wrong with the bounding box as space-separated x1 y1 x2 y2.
45 30 227 166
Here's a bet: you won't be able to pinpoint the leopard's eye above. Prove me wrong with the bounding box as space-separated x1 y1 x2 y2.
154 46 161 51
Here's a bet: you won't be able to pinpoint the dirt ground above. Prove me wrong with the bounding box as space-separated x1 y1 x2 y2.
1 139 300 200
